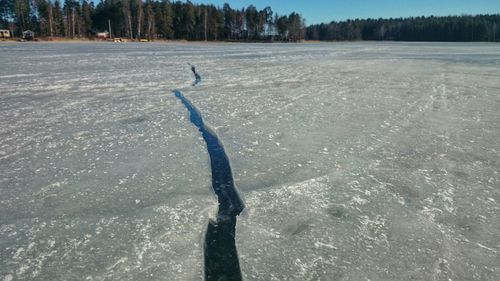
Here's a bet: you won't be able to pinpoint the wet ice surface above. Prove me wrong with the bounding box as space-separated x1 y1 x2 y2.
1 42 500 281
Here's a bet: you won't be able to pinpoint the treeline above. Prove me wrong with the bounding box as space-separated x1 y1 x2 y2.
307 14 500 42
0 0 306 41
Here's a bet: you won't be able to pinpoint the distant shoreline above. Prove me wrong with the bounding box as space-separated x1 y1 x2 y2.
0 38 309 44
1 38 498 44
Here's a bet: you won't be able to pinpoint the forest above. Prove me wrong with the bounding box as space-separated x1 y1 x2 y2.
0 0 305 41
1 0 499 42
306 14 500 42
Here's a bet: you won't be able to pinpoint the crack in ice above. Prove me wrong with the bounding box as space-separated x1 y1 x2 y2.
173 66 244 281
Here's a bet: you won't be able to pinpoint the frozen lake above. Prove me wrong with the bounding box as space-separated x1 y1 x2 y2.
1 42 499 280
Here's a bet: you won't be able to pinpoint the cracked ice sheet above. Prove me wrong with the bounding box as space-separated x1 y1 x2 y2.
184 42 500 280
0 43 217 280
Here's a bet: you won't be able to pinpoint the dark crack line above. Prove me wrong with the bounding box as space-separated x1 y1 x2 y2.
173 66 244 281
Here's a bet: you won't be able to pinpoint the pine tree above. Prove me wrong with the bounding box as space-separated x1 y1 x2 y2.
14 0 30 33
245 5 258 39
132 0 143 39
52 0 63 36
144 0 154 40
81 0 92 37
155 0 173 39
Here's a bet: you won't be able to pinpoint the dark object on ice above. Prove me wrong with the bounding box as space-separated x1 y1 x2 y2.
190 64 202 86
194 73 201 86
173 90 244 281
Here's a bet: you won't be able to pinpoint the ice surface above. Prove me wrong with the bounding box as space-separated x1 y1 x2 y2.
0 43 216 280
183 42 500 280
1 42 500 281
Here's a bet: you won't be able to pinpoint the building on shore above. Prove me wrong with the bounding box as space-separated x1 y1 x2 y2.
22 30 35 40
0 29 10 39
96 31 109 40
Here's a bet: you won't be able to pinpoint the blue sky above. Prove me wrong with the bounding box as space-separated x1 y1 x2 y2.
192 0 500 24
